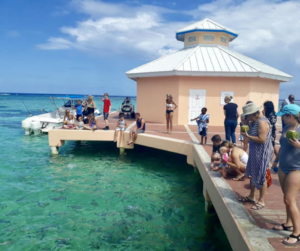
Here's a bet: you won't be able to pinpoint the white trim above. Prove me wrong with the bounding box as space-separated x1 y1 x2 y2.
126 70 291 82
184 125 199 143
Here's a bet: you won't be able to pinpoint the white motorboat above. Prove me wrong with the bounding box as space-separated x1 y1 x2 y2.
22 95 101 135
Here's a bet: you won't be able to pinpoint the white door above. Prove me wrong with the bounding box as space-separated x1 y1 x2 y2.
188 89 206 125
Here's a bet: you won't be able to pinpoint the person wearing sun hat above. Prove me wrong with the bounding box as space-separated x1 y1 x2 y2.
271 104 300 246
238 102 273 211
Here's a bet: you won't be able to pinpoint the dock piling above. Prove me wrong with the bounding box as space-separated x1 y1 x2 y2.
51 146 59 155
119 147 126 155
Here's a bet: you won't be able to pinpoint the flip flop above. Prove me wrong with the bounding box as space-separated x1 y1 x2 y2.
282 234 300 246
232 176 245 181
272 223 293 231
238 197 256 203
251 203 265 210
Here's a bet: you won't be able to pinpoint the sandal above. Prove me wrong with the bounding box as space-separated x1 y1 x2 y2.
272 223 293 231
238 197 256 203
251 203 265 210
282 234 300 246
232 176 245 181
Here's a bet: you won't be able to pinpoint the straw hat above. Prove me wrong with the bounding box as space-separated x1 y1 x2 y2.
240 103 262 117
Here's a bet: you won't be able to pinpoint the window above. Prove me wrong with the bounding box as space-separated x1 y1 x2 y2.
221 37 227 43
203 35 214 41
187 35 196 43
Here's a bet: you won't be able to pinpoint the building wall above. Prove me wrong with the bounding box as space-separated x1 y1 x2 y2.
136 76 281 126
249 78 280 112
184 32 230 48
178 76 251 126
136 77 180 124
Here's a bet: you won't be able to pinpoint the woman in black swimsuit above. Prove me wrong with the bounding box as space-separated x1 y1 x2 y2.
166 94 178 134
85 95 96 116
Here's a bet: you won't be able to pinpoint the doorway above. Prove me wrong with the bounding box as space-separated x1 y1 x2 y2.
188 89 206 125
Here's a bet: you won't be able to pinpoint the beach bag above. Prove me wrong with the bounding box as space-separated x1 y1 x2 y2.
266 169 272 187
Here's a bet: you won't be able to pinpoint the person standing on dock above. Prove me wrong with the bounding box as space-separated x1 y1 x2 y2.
271 104 300 246
85 95 96 115
165 94 178 135
101 93 111 130
223 96 239 145
262 101 278 158
128 113 145 145
239 103 273 210
281 95 295 131
75 100 83 121
190 107 209 145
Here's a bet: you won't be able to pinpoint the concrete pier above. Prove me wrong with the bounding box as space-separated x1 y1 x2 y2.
48 114 293 250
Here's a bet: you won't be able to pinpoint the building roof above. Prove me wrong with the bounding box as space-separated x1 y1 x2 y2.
126 45 292 82
176 18 239 42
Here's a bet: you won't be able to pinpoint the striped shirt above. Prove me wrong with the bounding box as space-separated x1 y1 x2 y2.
198 113 210 133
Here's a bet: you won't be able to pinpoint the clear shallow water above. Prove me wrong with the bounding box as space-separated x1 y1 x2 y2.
0 94 231 251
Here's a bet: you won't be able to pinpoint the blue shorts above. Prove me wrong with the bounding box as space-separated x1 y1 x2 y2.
279 167 300 174
199 127 207 137
103 113 109 120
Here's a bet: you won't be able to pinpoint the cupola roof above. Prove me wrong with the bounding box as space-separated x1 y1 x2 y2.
176 18 239 42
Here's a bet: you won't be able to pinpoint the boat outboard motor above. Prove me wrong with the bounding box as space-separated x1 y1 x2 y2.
22 120 32 135
31 121 41 135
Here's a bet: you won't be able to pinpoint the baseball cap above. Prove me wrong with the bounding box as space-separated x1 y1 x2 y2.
276 104 300 117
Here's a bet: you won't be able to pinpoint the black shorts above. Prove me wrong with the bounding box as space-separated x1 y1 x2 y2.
199 127 207 137
86 108 94 115
76 114 82 121
271 139 275 148
103 113 109 120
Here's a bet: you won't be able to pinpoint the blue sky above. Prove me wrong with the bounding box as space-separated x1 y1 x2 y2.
0 0 299 98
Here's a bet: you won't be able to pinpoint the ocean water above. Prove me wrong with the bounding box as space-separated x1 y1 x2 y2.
0 94 231 251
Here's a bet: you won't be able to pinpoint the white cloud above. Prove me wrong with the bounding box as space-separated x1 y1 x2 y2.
38 38 73 50
6 30 21 37
190 0 300 54
38 0 300 75
38 0 183 58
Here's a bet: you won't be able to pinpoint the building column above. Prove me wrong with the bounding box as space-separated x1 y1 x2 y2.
203 183 213 212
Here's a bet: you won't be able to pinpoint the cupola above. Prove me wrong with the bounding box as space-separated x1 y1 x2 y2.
176 18 239 48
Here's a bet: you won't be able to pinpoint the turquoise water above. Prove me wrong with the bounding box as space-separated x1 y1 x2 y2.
0 94 231 251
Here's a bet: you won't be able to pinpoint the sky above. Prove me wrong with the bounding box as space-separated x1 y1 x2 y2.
0 0 299 98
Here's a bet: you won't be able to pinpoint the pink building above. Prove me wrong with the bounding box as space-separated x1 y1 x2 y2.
126 18 292 126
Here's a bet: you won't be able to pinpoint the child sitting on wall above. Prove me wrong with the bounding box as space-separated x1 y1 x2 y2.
220 146 229 178
83 114 97 130
75 116 84 129
190 107 210 145
212 147 229 178
114 113 127 143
